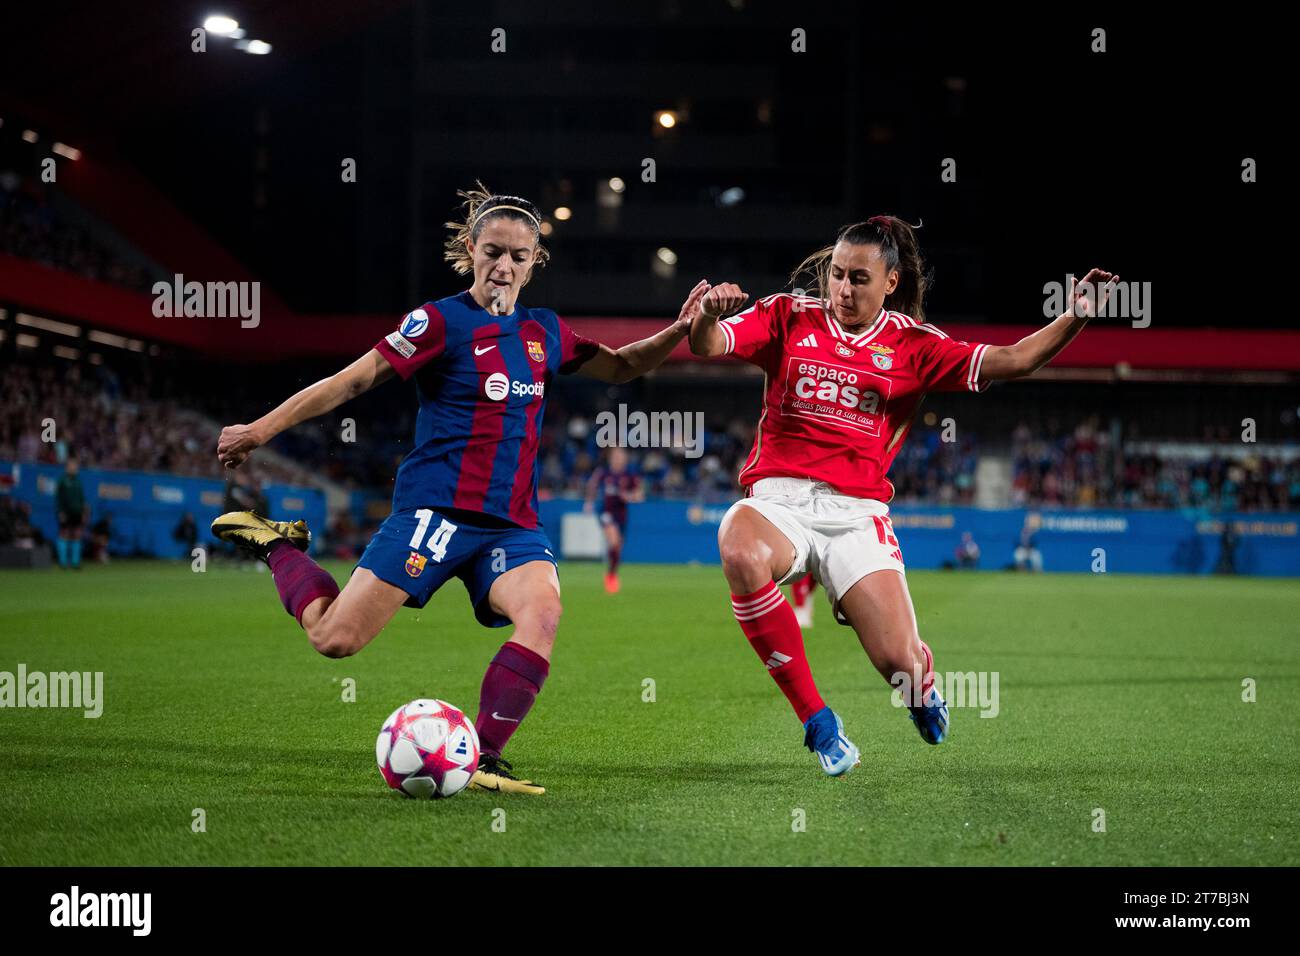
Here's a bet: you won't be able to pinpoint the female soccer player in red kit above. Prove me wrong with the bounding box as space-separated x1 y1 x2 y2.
688 217 1116 775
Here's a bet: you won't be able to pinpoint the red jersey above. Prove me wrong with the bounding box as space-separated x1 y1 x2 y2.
720 293 991 502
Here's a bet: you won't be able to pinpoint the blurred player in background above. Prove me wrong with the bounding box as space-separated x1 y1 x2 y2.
689 216 1115 776
54 457 85 571
173 511 198 558
219 471 270 564
1014 513 1044 572
955 531 981 569
211 186 708 795
89 512 112 564
790 572 816 628
584 447 644 593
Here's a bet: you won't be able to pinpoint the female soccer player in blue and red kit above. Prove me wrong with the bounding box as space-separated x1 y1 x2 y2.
689 217 1116 777
584 447 644 593
212 187 708 794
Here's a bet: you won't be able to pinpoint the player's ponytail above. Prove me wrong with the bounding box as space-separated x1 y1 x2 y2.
790 216 932 323
443 181 550 278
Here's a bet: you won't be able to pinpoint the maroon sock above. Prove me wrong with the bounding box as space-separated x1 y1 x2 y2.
268 540 340 626
608 543 621 575
475 641 550 758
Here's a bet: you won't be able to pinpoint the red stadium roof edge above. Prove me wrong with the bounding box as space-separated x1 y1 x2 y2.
2 254 1299 372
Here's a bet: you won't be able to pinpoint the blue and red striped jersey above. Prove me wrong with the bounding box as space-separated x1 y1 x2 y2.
374 291 599 529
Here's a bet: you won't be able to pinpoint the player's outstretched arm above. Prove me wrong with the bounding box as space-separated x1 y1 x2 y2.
687 282 748 357
980 268 1118 381
216 349 396 469
576 279 711 383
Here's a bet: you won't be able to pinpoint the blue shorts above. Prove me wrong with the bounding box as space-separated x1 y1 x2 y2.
356 507 557 628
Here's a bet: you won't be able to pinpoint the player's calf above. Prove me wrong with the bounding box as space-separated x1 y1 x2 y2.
299 568 407 658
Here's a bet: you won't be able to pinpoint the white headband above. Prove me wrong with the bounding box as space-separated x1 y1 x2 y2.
472 203 541 232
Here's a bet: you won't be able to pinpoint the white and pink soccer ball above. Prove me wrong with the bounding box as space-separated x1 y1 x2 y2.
376 698 480 798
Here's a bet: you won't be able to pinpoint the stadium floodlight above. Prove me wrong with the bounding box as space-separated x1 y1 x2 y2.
656 247 678 266
88 329 131 348
16 313 81 337
203 15 239 35
553 206 572 221
52 143 82 161
539 220 554 236
244 39 273 55
608 177 625 193
21 129 38 143
656 110 677 129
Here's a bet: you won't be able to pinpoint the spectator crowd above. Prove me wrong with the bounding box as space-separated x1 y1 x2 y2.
2 353 1296 515
1 170 156 293
1010 417 1300 512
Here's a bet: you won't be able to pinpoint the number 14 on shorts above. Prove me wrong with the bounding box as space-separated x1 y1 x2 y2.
409 509 459 563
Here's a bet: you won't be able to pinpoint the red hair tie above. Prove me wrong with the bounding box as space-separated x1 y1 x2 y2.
869 215 892 232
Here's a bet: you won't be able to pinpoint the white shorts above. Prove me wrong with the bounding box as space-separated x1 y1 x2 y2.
728 477 906 622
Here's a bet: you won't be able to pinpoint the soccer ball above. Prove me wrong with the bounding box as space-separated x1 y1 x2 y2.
376 699 480 799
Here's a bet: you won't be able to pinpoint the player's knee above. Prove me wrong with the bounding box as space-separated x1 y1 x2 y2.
527 595 563 639
718 533 772 591
510 595 562 657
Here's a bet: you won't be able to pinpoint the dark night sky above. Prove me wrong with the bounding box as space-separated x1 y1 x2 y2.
2 3 1280 327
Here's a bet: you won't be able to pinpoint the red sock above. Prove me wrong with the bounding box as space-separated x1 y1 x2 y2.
268 540 340 626
791 573 815 607
608 542 621 575
475 641 550 758
732 581 825 723
919 640 936 698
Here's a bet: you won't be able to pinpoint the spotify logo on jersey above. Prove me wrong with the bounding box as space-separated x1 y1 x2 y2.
483 373 545 402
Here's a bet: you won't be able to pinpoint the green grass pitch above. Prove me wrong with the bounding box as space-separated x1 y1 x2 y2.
1 559 1296 866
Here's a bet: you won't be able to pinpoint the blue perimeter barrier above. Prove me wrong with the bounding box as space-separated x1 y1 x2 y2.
532 499 1299 577
7 460 1293 577
3 461 326 559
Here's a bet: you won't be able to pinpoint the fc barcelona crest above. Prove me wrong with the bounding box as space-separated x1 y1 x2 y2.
527 340 545 363
405 551 428 578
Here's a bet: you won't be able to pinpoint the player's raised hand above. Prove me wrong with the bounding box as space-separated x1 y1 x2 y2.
1068 268 1120 320
700 281 748 319
671 279 711 332
216 423 261 469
